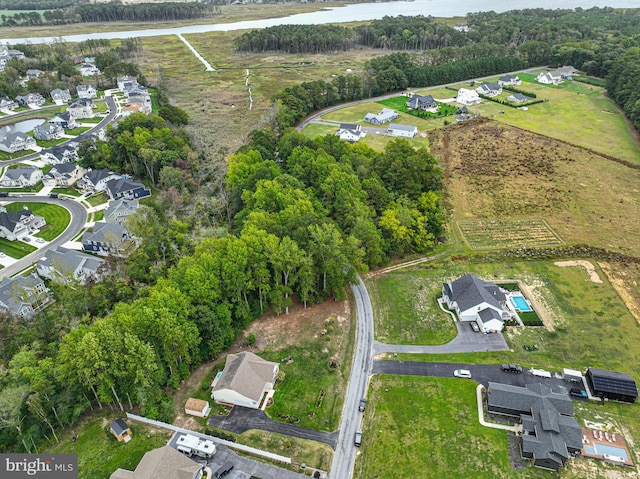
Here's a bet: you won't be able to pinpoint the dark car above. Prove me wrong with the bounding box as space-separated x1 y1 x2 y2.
354 431 362 447
501 364 523 373
358 398 366 412
213 461 234 479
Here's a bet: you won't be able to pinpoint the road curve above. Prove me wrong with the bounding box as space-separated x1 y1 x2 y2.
0 196 88 280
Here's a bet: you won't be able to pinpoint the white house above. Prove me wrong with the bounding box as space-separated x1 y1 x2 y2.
40 145 78 165
35 246 104 285
79 169 121 192
0 132 37 153
76 84 97 99
456 88 481 106
33 122 64 141
475 82 502 97
16 93 45 108
387 123 418 138
536 71 563 85
336 123 366 142
0 205 46 241
0 274 50 318
0 96 18 110
67 98 95 119
498 74 521 86
555 65 578 77
78 62 101 77
442 273 512 332
50 88 71 104
0 167 42 187
211 351 279 409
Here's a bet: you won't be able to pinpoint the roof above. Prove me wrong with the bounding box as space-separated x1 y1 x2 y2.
185 398 209 412
387 123 417 132
487 382 574 416
479 82 501 91
37 246 103 278
213 352 278 403
77 84 95 91
445 274 506 313
364 108 397 122
406 94 436 109
69 98 93 108
499 74 518 81
587 368 638 397
1 131 33 145
110 418 130 435
106 178 146 196
104 199 139 222
82 221 128 244
3 166 39 180
0 274 45 315
110 445 202 479
84 168 117 186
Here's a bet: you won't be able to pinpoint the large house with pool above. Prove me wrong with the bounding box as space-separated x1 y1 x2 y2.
441 273 513 332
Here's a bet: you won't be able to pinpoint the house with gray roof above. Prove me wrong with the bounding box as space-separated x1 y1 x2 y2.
487 382 582 471
50 88 71 104
0 205 45 241
0 274 50 318
49 111 77 130
76 84 97 99
475 82 503 97
78 62 100 77
507 93 531 103
26 69 44 79
33 122 63 141
110 445 204 479
442 273 512 332
105 178 151 201
104 199 139 225
406 94 437 111
0 132 37 154
67 98 95 119
0 96 18 110
555 65 577 77
40 145 78 165
364 108 398 125
16 93 45 108
0 166 42 187
42 162 85 187
387 123 418 138
36 246 104 284
78 169 121 192
536 71 563 85
211 351 279 409
498 74 521 86
82 221 134 256
336 123 365 143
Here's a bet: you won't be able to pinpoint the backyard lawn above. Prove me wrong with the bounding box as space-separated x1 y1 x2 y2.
0 237 37 258
4 202 71 241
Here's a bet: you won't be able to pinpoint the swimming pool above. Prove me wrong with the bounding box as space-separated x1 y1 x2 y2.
584 443 629 461
510 295 533 312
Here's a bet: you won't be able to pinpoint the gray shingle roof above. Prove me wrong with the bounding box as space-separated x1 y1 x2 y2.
37 246 103 278
110 445 202 479
388 123 417 132
445 274 506 313
0 274 46 316
82 221 127 244
3 166 39 181
106 178 145 197
213 352 278 403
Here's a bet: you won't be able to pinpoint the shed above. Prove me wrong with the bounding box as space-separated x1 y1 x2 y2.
184 398 211 418
110 418 132 442
586 367 638 403
562 368 583 383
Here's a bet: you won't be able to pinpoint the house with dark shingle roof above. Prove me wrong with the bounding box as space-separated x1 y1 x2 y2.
0 96 18 110
0 132 37 154
442 273 512 332
16 93 45 108
82 221 134 256
110 445 204 479
487 382 582 471
0 166 42 187
0 205 46 241
36 246 104 284
406 94 437 111
42 162 85 187
33 122 63 141
50 88 71 104
40 145 78 165
49 111 78 130
78 168 121 192
336 123 365 143
507 93 531 104
105 178 151 201
211 351 279 409
104 199 139 225
0 274 50 318
364 108 398 125
475 82 503 97
498 74 521 86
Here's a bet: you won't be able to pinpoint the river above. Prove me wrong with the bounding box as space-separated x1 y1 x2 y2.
0 0 636 44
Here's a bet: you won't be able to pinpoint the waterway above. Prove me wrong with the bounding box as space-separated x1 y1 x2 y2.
0 119 45 139
0 0 636 44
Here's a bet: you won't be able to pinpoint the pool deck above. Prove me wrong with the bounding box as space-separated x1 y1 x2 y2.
581 428 634 466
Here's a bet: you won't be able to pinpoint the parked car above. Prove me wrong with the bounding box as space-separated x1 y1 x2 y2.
36 238 45 244
501 364 523 374
0 252 5 257
470 321 480 332
354 431 362 447
358 398 366 412
454 369 472 378
570 388 588 399
213 461 234 479
23 237 31 242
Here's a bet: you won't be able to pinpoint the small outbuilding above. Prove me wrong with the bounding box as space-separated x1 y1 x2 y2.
586 367 638 403
387 123 417 138
110 418 132 442
184 398 211 418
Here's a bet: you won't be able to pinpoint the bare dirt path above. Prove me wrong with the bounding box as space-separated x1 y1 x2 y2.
554 260 603 283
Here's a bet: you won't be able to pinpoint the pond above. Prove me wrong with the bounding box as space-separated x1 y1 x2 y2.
0 119 45 138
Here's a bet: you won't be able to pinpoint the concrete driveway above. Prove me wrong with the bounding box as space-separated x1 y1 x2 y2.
208 406 338 449
373 321 509 355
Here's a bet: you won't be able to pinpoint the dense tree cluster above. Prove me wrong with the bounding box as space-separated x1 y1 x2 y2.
607 48 640 131
235 24 355 54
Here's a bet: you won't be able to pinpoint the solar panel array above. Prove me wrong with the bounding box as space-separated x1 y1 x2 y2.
589 368 638 397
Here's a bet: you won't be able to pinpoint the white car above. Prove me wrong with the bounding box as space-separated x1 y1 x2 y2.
454 369 472 379
0 252 5 257
36 238 45 244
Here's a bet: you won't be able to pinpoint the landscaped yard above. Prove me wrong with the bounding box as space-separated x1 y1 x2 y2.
4 202 71 241
66 126 92 135
0 237 37 258
52 187 82 197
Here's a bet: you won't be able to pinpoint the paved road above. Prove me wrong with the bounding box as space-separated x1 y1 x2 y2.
207 406 338 449
0 196 88 280
373 321 509 355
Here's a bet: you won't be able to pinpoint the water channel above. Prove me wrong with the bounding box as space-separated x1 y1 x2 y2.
0 119 45 139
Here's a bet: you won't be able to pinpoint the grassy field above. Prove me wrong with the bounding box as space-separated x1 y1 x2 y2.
366 270 457 345
456 218 565 250
51 187 82 197
46 414 171 479
66 126 91 135
0 237 37 258
4 202 71 241
78 116 105 124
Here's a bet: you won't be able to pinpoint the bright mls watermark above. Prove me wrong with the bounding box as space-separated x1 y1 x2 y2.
1 454 77 478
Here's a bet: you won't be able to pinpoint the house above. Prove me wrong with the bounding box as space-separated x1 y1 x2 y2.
211 351 279 409
336 123 366 143
42 162 85 187
8 49 25 60
109 419 132 443
36 246 104 284
0 205 46 241
33 122 64 141
67 98 95 119
364 108 398 125
0 96 18 110
82 221 134 256
50 88 71 104
110 445 204 479
555 66 578 77
0 132 37 153
475 82 503 97
487 382 582 471
120 101 147 117
456 88 481 106
405 94 437 111
387 123 418 138
0 167 42 187
49 111 77 130
104 199 139 225
0 274 50 318
16 93 46 108
78 62 101 76
586 368 638 403
184 398 211 418
26 69 44 79
40 145 78 165
79 169 121 192
441 273 512 332
76 84 97 99
536 71 563 85
105 178 151 201
498 74 521 86
507 93 531 103
117 75 138 91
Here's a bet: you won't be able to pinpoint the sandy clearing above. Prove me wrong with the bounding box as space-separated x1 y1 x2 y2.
599 262 640 325
555 260 603 283
520 279 558 331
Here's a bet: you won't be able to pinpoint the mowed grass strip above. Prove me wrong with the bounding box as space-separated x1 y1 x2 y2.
456 218 564 250
0 237 37 258
367 270 457 345
354 376 540 479
4 202 71 241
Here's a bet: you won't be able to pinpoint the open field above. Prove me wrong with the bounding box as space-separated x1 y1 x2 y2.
366 271 457 345
46 414 171 479
457 218 565 250
431 118 640 257
4 202 71 241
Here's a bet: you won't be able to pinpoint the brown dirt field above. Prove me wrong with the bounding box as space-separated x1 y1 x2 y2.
599 261 640 325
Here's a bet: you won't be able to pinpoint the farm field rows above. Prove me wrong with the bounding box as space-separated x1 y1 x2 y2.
456 218 564 250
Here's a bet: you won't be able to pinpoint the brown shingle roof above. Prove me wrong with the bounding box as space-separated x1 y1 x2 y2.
109 445 202 479
185 398 208 412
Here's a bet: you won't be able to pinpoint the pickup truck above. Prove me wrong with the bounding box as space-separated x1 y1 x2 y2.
501 364 523 373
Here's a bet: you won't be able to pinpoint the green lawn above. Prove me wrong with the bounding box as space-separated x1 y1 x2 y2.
354 376 540 479
78 116 105 124
52 187 82 197
94 210 104 221
86 194 108 207
66 126 91 135
94 101 108 113
0 237 37 258
36 137 67 148
0 183 43 193
46 414 171 479
4 202 71 241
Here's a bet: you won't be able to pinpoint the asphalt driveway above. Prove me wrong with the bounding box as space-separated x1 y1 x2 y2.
208 406 338 449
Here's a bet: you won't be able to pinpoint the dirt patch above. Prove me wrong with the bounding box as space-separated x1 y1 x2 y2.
599 262 640 325
520 279 558 331
555 260 603 283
